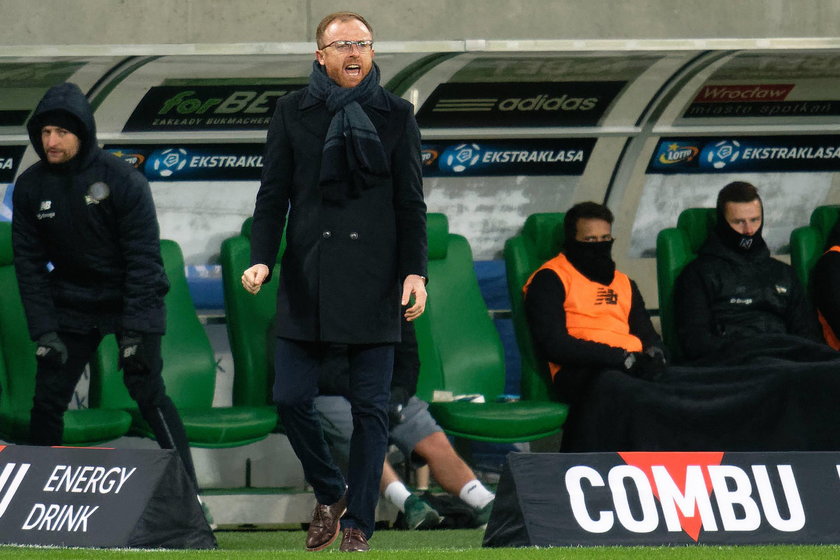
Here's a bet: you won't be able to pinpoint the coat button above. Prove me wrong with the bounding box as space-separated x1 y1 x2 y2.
322 231 331 239
349 232 359 240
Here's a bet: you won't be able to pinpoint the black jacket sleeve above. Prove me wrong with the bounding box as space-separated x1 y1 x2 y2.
250 99 293 280
524 269 628 369
813 251 840 341
674 261 723 361
115 169 168 333
11 174 59 339
785 262 824 343
392 104 427 281
628 279 664 352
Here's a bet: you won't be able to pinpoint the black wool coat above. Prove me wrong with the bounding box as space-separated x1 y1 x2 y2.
250 86 427 344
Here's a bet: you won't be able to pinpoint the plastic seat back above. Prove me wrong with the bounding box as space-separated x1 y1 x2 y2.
0 222 38 424
655 207 715 359
790 205 840 298
413 213 505 401
503 213 565 402
91 239 216 410
219 218 284 407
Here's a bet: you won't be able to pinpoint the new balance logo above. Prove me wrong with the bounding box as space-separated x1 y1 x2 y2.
595 287 618 305
0 462 31 519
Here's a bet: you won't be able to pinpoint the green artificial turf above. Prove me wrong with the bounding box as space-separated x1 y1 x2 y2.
1 529 840 559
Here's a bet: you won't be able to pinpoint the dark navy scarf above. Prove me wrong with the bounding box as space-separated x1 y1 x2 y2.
307 61 389 202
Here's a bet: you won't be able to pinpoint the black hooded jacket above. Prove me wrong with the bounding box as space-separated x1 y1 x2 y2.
12 82 168 339
675 229 821 361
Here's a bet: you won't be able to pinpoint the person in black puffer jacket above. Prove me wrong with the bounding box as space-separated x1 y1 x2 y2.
675 181 822 362
11 82 200 492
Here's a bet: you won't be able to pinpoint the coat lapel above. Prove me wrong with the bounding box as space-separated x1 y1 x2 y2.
298 89 331 140
365 87 391 135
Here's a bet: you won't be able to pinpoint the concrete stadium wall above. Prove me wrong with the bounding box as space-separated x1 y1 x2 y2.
2 0 840 46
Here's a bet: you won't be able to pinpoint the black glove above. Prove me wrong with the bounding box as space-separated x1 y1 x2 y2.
118 331 147 374
35 332 68 367
628 346 667 381
644 345 667 368
388 386 410 426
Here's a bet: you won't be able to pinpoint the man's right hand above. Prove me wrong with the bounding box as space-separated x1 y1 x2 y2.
36 332 68 367
242 264 270 294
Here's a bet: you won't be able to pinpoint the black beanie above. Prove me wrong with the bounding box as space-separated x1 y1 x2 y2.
35 109 85 141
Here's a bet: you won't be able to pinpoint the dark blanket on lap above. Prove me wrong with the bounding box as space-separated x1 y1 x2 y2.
560 334 840 452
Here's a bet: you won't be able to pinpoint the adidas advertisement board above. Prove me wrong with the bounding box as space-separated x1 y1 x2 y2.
0 445 215 549
484 451 840 547
416 81 625 128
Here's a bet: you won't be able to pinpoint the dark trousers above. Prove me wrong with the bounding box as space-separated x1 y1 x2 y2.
29 329 199 489
274 337 393 539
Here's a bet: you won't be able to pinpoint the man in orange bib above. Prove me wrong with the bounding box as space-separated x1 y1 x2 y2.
524 202 666 403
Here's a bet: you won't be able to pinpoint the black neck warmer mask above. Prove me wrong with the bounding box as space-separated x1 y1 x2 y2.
564 239 616 285
715 207 766 255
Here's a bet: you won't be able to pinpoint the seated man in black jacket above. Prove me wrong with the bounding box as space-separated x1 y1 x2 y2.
524 201 666 403
675 181 822 362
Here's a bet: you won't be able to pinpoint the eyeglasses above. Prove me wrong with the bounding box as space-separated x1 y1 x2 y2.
321 40 374 53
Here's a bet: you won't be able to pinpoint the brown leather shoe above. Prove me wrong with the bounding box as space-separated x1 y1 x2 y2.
305 494 347 551
339 527 369 552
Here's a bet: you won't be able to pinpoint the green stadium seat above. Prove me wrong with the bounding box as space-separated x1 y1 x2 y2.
503 213 567 403
655 208 716 360
89 239 277 448
219 219 284 420
0 221 132 445
790 205 840 298
420 214 567 443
